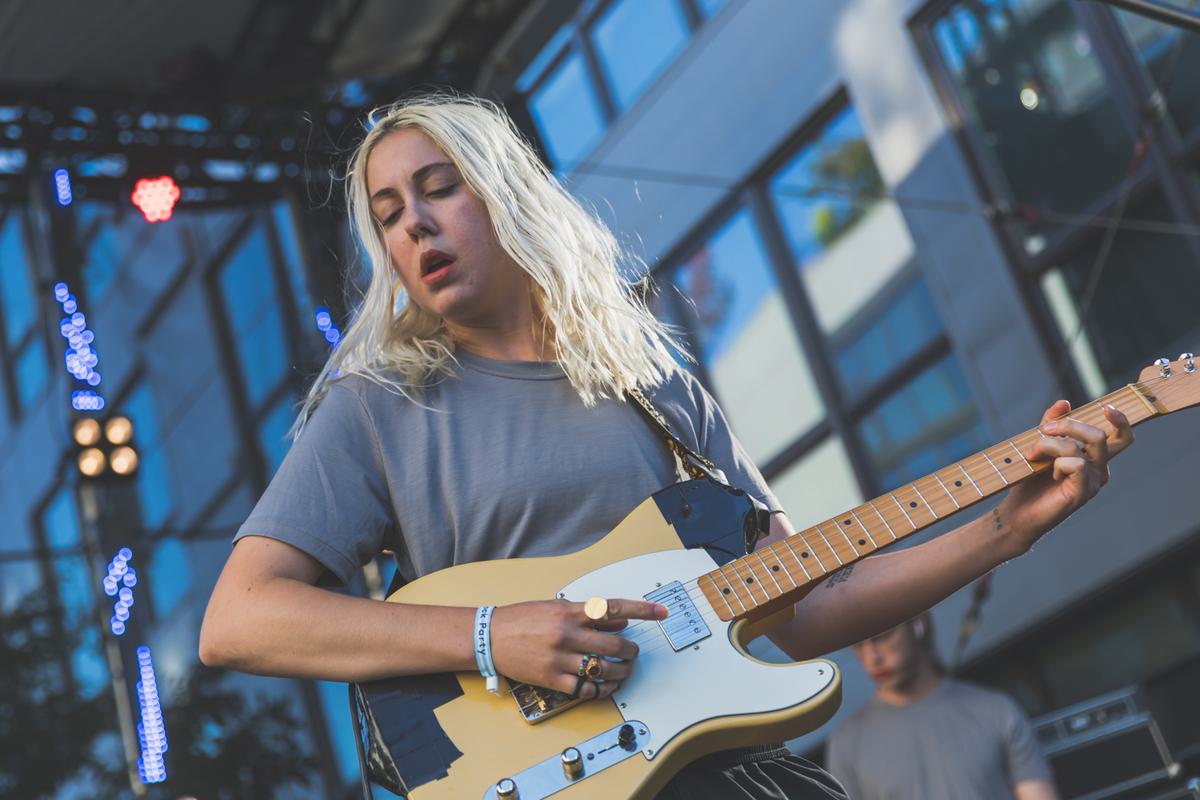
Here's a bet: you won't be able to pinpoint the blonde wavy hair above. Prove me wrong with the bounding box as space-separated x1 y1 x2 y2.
293 92 686 435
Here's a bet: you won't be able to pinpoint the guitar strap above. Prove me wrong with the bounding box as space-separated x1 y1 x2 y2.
625 386 728 485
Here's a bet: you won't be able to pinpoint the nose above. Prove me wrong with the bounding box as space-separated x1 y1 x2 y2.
404 201 437 242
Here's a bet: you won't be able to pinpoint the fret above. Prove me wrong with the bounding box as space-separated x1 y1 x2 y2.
867 500 898 540
933 473 961 509
813 524 845 566
712 569 746 613
1007 439 1034 473
799 531 830 572
780 536 813 581
1128 383 1158 416
850 509 878 547
735 560 770 604
959 463 984 496
767 543 800 589
890 493 916 529
754 551 784 595
911 483 938 519
702 574 735 616
980 450 1009 485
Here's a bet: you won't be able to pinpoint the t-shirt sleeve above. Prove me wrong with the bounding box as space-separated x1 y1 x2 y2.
233 380 394 586
682 373 783 514
1002 695 1054 785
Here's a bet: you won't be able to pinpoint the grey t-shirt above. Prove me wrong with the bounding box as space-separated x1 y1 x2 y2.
824 679 1052 800
235 351 781 585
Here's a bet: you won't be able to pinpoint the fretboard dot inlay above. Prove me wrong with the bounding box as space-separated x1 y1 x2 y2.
722 588 730 594
772 565 780 571
745 577 754 584
909 501 917 508
843 519 852 526
1004 457 1012 464
857 539 866 546
954 480 963 487
801 552 809 558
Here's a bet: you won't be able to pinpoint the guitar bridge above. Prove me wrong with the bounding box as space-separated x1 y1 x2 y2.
510 681 579 724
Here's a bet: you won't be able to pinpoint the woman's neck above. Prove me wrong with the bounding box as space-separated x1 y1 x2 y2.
447 313 555 362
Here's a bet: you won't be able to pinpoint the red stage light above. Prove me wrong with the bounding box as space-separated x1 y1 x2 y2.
130 176 181 223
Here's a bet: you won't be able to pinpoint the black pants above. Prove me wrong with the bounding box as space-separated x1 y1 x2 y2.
658 744 849 800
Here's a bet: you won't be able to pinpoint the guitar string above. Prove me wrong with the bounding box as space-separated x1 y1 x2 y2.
579 378 1164 654
503 376 1170 697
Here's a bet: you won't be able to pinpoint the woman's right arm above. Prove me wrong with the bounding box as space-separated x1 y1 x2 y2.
199 535 665 696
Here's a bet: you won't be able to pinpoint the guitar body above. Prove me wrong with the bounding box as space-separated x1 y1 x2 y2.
358 480 841 800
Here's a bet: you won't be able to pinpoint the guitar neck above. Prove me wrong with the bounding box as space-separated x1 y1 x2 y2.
697 381 1165 623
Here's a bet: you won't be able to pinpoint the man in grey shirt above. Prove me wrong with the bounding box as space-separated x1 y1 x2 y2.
825 613 1056 800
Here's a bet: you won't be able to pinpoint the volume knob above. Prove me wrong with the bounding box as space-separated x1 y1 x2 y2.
496 777 519 798
561 747 583 780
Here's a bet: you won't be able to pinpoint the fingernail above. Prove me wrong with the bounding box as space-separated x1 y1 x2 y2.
1043 422 1060 433
657 604 669 616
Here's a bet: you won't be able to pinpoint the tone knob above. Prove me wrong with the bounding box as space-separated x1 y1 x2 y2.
561 747 583 780
618 723 637 751
496 777 519 798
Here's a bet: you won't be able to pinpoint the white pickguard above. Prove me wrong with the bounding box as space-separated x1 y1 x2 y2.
559 548 837 759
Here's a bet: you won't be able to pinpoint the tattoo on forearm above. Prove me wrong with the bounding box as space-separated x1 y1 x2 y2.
825 564 855 589
991 508 1004 532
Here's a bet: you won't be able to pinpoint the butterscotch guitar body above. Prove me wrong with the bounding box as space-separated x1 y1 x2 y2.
360 479 841 799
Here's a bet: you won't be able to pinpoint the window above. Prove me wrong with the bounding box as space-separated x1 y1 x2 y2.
218 225 291 410
528 51 608 167
769 107 944 401
121 383 174 530
41 488 109 699
591 0 691 112
1116 0 1200 142
521 0 723 169
1 208 50 417
927 1 1134 253
917 0 1200 403
258 394 296 475
667 209 825 464
0 210 35 348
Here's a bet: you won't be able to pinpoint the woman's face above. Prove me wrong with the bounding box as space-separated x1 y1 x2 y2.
365 128 530 328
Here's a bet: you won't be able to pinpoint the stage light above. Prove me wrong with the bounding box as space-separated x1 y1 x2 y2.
78 447 106 477
130 176 180 223
110 446 138 476
73 417 102 446
105 415 133 444
54 168 72 206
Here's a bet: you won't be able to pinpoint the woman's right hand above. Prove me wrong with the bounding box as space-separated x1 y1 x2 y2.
489 598 669 699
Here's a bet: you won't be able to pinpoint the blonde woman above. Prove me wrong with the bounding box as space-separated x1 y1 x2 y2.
200 93 1131 799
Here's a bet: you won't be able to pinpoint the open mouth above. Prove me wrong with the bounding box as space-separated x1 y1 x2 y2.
423 256 454 275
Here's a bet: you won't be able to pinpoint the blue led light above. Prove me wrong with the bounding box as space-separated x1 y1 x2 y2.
110 620 125 635
54 168 73 206
55 282 105 398
102 549 139 635
134 645 168 783
314 307 342 348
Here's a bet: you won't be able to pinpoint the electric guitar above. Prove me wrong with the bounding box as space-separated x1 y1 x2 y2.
356 354 1200 799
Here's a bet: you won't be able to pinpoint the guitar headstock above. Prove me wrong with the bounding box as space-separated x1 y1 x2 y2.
1136 352 1200 413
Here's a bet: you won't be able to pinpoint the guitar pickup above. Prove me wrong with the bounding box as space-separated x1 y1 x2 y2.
645 581 711 651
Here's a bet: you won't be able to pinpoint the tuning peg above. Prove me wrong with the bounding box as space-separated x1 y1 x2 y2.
1181 353 1195 373
1155 357 1172 377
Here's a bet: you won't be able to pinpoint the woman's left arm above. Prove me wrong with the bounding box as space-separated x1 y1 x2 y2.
763 400 1134 661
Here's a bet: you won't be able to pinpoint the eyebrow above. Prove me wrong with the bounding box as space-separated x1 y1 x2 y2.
369 161 457 204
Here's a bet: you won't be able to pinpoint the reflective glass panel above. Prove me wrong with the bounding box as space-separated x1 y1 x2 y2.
1040 194 1200 388
857 355 991 491
81 221 119 305
769 106 943 400
1117 0 1200 140
149 538 191 618
259 395 296 474
697 0 729 18
220 226 290 408
15 335 48 412
529 50 607 168
272 200 312 314
929 0 1134 252
122 384 174 530
769 436 863 526
318 680 361 783
591 0 691 111
670 210 824 463
0 210 34 348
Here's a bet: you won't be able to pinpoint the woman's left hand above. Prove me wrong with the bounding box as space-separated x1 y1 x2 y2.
998 399 1135 554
